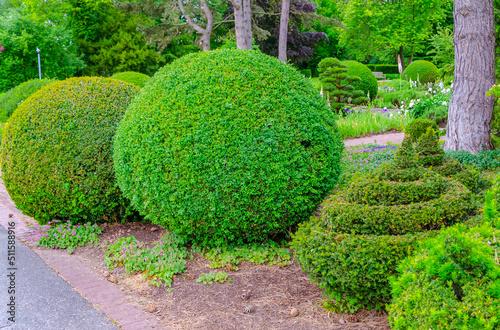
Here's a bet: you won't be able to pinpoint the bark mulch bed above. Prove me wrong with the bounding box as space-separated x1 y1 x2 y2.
46 221 391 329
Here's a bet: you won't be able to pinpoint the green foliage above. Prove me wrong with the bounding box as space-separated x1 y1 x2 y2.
196 271 232 284
404 118 440 143
104 232 191 287
343 60 378 100
0 10 84 93
380 79 411 92
0 79 54 122
335 109 411 139
34 220 103 254
299 69 312 78
388 222 500 329
72 2 164 76
383 89 426 107
415 127 445 166
0 77 139 224
403 60 440 84
427 26 454 68
200 243 291 271
110 72 151 88
445 150 500 170
114 49 344 247
421 104 448 124
318 57 369 110
374 64 399 74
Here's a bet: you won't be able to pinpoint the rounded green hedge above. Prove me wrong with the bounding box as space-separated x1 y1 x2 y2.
403 60 440 84
110 71 151 88
388 222 500 329
343 60 378 100
0 77 140 224
114 49 343 247
0 79 55 122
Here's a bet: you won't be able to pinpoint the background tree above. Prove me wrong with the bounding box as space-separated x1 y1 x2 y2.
444 0 496 152
278 0 290 62
317 57 368 111
339 0 450 70
0 9 84 92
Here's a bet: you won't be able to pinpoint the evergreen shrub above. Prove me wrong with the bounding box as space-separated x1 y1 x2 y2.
114 49 343 247
0 77 139 224
404 118 440 142
0 79 55 122
110 71 151 88
375 64 399 74
292 121 475 313
403 60 440 84
388 221 500 329
343 60 378 100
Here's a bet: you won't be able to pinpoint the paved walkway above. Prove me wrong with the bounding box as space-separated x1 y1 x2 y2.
0 178 161 329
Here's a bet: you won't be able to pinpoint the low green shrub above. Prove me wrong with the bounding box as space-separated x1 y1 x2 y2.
343 60 378 100
105 232 191 287
404 118 440 142
379 79 411 92
403 60 440 84
421 104 448 123
114 49 343 247
375 64 399 74
383 89 426 107
110 71 151 88
445 150 500 170
299 69 312 78
196 271 232 284
388 221 500 329
0 77 140 224
0 79 54 122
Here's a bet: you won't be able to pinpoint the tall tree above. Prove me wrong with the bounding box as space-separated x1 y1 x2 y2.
278 0 290 62
444 0 496 152
178 0 214 50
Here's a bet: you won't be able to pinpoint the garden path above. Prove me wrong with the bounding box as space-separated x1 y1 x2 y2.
344 130 446 147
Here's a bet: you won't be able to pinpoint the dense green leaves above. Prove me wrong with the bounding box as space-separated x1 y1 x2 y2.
0 77 139 224
403 60 440 84
343 60 378 100
114 49 343 247
110 72 151 88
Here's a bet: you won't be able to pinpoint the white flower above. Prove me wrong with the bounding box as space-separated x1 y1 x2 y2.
428 87 433 92
442 101 447 106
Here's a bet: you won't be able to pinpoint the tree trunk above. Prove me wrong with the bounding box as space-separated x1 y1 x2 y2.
230 0 246 49
178 0 213 51
243 0 252 49
444 0 496 153
278 0 290 63
398 46 405 72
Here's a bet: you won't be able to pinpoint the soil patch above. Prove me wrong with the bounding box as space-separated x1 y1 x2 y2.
41 221 391 329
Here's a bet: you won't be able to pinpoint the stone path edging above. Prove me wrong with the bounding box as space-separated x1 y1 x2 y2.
0 179 162 330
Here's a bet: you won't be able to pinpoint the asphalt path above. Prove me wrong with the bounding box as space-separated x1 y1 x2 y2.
0 225 117 330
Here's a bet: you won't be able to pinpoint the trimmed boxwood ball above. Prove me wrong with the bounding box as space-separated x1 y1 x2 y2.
114 49 343 247
343 60 378 100
403 60 440 84
0 77 140 224
0 78 55 123
110 71 151 88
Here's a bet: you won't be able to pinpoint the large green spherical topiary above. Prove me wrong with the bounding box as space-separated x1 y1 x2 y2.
0 79 55 122
343 60 378 100
0 77 140 224
114 49 344 247
403 60 440 84
110 71 151 88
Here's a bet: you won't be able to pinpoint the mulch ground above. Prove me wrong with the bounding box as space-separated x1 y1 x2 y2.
67 221 391 329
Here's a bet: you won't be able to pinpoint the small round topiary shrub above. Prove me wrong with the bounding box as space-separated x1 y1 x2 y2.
388 221 500 329
0 77 140 224
343 60 378 100
110 71 151 88
404 118 440 142
403 60 440 84
0 78 55 122
114 49 343 247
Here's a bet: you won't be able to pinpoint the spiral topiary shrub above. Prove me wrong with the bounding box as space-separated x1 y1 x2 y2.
0 77 140 224
403 60 440 84
291 145 475 312
110 71 151 88
114 49 343 247
0 78 55 122
343 60 378 100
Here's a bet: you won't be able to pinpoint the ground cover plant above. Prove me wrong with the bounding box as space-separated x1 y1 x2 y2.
29 220 103 254
0 77 139 224
196 271 232 284
114 49 344 247
105 232 191 287
292 120 477 313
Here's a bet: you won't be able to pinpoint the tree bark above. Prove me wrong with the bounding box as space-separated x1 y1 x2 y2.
230 0 246 49
243 0 252 49
444 0 496 153
178 0 213 50
278 0 290 63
